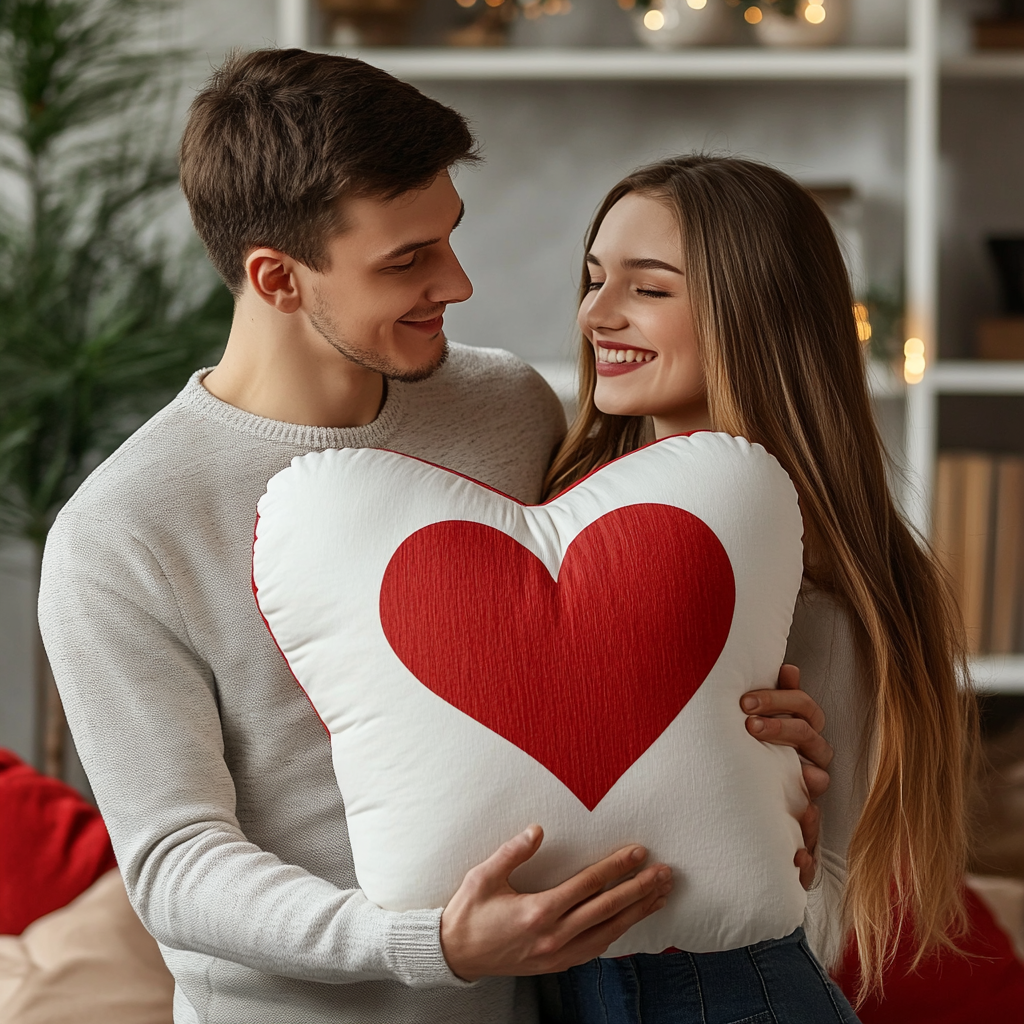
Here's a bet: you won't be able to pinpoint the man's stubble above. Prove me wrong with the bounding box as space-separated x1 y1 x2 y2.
308 292 449 384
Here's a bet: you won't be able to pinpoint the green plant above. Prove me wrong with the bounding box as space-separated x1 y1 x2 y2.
0 0 232 774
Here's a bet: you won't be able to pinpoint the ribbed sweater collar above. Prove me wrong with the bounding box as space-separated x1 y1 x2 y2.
175 369 406 451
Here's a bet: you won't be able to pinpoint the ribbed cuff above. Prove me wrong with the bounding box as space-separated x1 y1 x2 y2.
384 907 477 989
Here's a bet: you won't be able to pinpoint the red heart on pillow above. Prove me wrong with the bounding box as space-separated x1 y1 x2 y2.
380 503 735 810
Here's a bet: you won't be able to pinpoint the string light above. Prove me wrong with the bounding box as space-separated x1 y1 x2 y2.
904 337 925 384
686 0 708 8
853 302 872 343
455 0 476 7
744 6 763 23
804 0 826 23
644 8 665 29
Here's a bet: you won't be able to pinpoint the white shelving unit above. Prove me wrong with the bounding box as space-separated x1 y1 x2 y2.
278 0 1024 692
277 46 914 80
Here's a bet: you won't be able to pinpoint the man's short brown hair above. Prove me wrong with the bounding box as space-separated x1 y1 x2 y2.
179 49 478 294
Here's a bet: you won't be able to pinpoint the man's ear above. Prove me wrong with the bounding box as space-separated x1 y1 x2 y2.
245 248 304 314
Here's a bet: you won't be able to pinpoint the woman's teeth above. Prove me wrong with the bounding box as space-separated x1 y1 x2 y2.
597 347 656 364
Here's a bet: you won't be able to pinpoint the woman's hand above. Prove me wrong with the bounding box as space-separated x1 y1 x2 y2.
739 664 832 890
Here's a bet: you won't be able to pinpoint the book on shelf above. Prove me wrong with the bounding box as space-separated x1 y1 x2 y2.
932 451 1024 656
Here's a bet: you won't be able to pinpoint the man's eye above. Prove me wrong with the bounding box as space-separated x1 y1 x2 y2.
387 255 417 272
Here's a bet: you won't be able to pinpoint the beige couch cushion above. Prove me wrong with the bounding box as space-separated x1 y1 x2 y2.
0 869 173 1023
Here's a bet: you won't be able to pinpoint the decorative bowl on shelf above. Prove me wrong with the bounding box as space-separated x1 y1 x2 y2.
320 0 421 47
632 0 734 50
751 0 848 48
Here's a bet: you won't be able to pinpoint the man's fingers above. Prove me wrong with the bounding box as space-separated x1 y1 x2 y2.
558 862 672 938
558 881 671 966
740 688 825 734
469 825 544 890
802 762 830 801
745 715 834 769
548 844 650 913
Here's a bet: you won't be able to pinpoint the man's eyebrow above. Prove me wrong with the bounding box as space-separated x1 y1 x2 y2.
378 201 466 263
584 253 683 274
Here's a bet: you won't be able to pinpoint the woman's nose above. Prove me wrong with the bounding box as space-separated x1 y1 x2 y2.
580 288 628 333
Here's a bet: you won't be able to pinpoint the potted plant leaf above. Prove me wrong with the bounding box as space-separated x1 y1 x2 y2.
0 0 232 778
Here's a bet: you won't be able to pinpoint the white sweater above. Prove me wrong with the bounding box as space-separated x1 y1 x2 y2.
39 345 566 1024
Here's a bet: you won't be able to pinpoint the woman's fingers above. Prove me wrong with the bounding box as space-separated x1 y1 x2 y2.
794 847 817 890
745 713 834 770
741 687 826 735
802 761 830 801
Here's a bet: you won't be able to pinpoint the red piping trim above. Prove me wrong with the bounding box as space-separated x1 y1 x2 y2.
365 429 713 506
252 512 331 738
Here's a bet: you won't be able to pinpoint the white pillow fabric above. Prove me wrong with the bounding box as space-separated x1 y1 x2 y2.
253 432 807 955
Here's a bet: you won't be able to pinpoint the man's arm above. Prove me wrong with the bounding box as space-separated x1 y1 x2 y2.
40 511 670 987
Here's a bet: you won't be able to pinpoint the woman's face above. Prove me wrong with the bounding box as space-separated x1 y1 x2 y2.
579 192 710 439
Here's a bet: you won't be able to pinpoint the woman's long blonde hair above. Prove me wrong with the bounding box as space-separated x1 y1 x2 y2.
545 155 977 997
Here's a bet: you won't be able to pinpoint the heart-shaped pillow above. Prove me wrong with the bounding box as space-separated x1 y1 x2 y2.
253 432 807 956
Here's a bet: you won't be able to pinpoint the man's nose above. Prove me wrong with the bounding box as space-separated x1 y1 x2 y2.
429 249 473 306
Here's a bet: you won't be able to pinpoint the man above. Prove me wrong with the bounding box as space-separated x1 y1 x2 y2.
39 49 831 1023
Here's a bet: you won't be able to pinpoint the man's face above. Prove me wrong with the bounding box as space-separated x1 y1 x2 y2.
298 171 472 382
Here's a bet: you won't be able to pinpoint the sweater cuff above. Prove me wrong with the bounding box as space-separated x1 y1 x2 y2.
384 907 477 989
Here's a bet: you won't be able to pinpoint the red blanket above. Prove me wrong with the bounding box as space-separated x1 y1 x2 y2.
0 749 116 935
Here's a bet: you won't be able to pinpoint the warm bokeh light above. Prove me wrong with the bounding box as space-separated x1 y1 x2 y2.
804 2 826 23
618 0 636 9
904 337 925 383
853 302 872 343
744 6 763 24
644 8 666 29
455 0 476 7
484 0 504 7
686 0 708 8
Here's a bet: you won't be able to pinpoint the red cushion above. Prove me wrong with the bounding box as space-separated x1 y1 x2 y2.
0 748 117 935
832 885 1024 1023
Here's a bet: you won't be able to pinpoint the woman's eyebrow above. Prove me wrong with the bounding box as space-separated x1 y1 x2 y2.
622 256 683 274
584 253 682 274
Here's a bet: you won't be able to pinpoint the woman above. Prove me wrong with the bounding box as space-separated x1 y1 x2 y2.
544 155 978 1022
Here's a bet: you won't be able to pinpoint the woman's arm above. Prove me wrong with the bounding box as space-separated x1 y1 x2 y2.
740 663 834 889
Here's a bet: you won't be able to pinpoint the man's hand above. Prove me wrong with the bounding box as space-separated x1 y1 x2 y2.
740 664 832 890
440 825 672 982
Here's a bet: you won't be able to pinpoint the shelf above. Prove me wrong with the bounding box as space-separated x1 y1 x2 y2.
324 47 914 81
925 361 1024 393
970 656 1024 693
942 54 1024 79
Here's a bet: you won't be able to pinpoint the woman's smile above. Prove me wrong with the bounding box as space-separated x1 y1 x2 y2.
594 340 658 375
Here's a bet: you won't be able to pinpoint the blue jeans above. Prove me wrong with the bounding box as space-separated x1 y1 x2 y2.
554 928 860 1024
